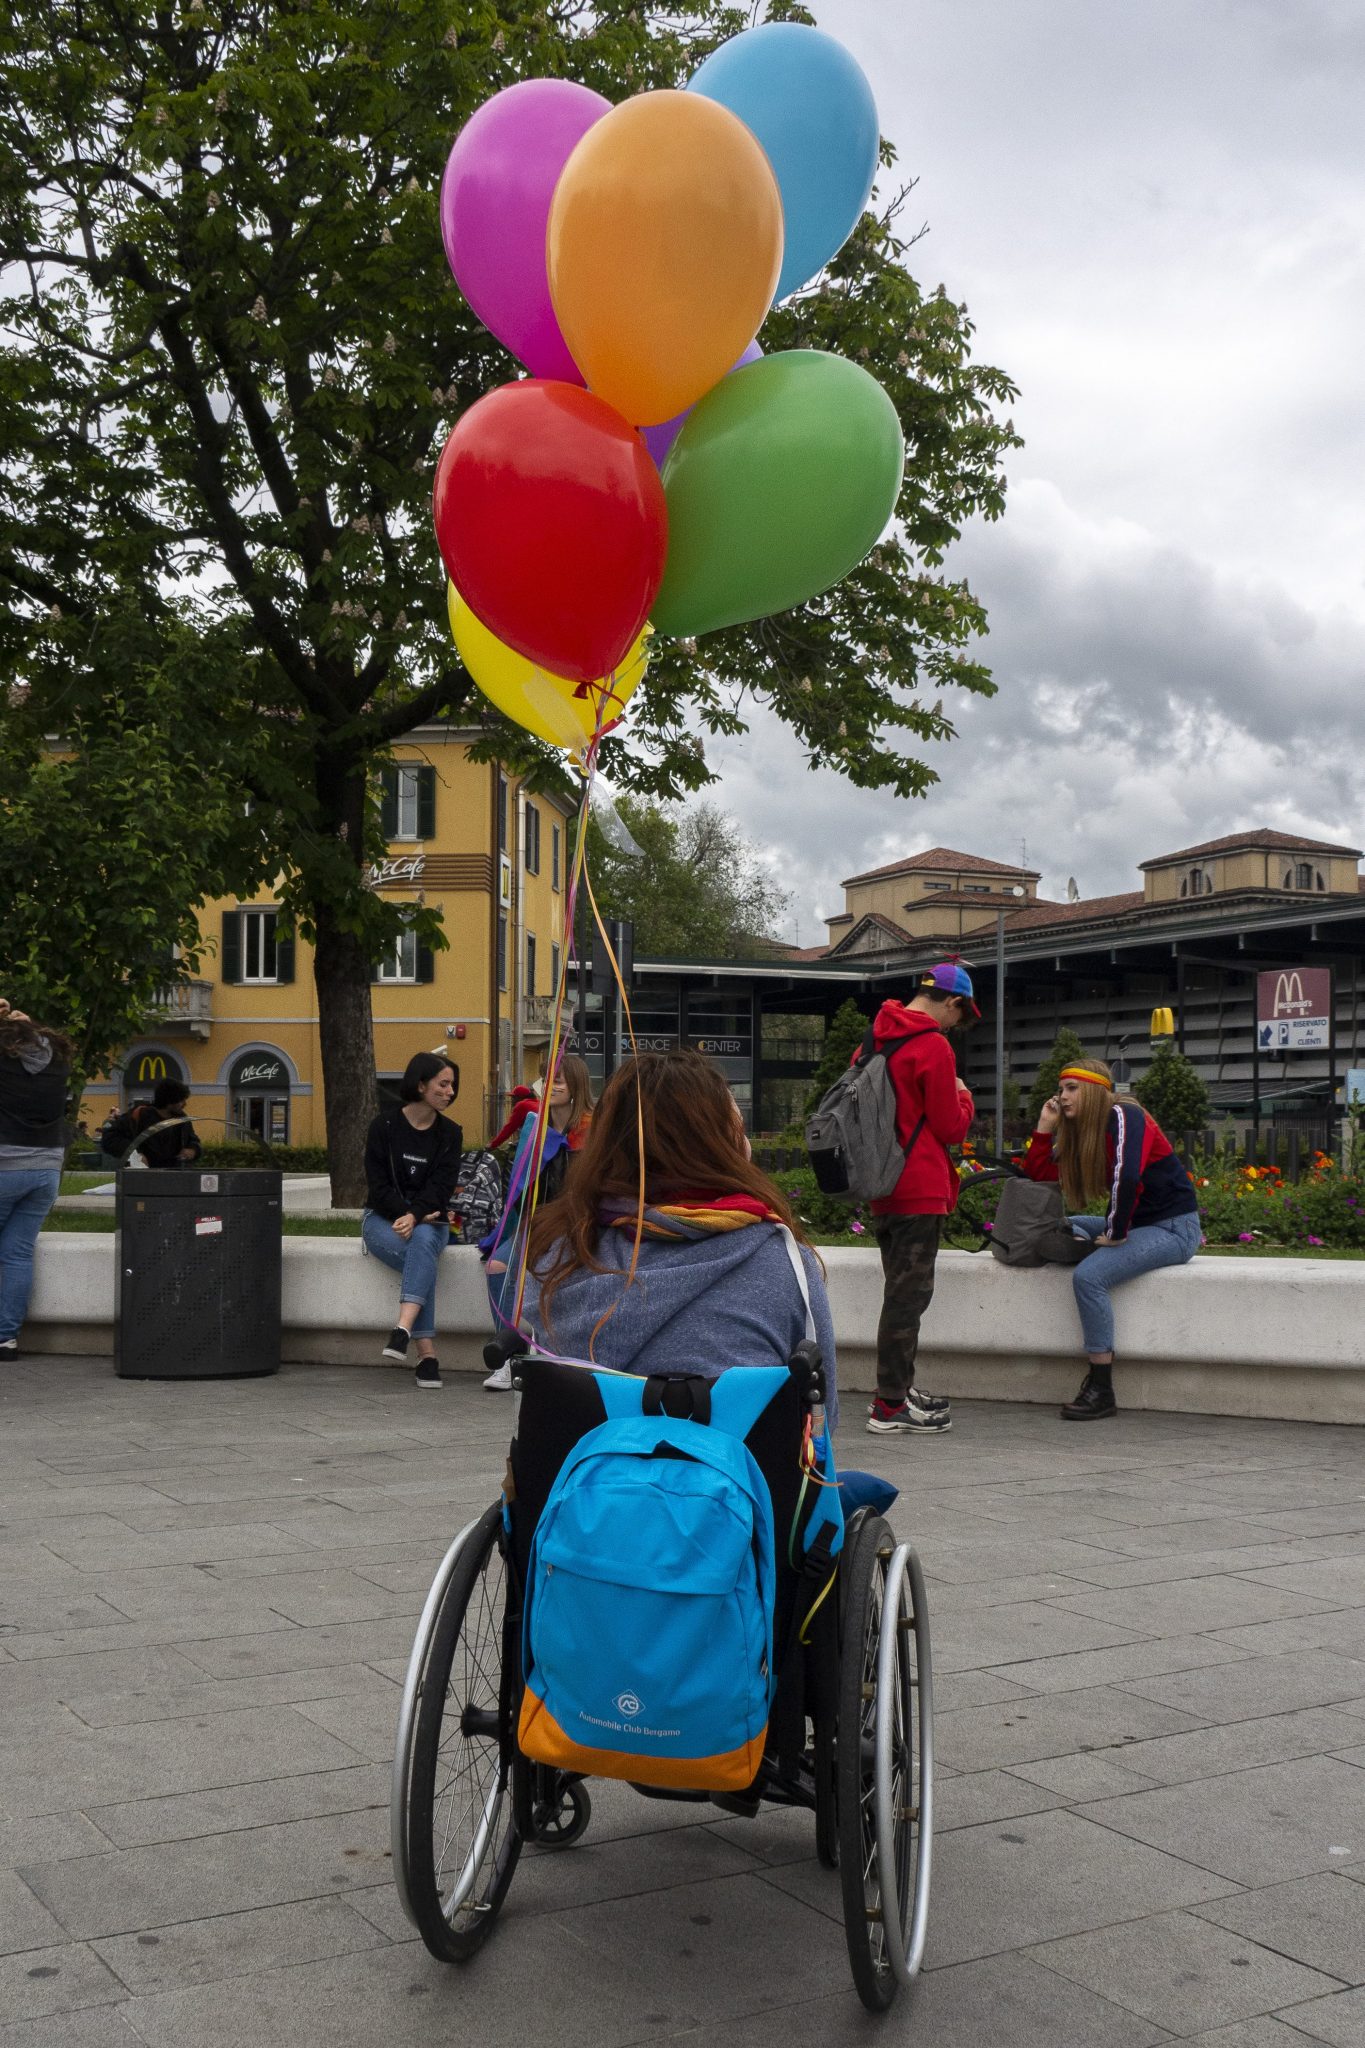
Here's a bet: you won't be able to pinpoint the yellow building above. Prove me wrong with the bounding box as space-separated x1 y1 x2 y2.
81 724 577 1149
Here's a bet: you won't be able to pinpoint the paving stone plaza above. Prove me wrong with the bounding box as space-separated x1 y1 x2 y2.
2 1358 1363 2047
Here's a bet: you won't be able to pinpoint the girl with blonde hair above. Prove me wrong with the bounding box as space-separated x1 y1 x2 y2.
1022 1057 1200 1420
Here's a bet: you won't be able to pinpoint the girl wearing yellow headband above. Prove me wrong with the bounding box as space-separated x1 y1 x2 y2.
1024 1055 1200 1420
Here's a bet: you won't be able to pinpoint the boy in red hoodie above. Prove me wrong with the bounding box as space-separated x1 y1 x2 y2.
865 961 977 1435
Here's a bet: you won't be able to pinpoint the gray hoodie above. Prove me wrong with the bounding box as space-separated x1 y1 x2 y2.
522 1211 839 1429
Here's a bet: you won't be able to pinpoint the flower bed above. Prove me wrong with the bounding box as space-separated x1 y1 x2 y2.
775 1149 1365 1253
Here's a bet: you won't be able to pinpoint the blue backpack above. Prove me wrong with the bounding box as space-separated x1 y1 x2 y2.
518 1368 785 1793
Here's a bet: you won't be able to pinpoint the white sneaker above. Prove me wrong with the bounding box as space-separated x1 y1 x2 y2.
483 1361 513 1391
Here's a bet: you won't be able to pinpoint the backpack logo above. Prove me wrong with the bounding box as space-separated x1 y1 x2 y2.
614 1691 642 1717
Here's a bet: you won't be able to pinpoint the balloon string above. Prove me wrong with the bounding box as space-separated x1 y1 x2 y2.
501 678 624 1335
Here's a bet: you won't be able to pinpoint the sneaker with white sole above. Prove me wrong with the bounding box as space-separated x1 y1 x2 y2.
866 1395 952 1434
869 1387 951 1416
382 1327 410 1363
483 1360 513 1391
414 1357 442 1390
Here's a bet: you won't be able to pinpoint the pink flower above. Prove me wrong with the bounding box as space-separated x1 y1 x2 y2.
1237 1232 1254 1243
850 1220 866 1235
1307 1235 1324 1247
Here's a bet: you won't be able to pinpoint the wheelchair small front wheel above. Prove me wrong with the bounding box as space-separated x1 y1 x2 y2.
405 1503 522 1962
529 1775 592 1849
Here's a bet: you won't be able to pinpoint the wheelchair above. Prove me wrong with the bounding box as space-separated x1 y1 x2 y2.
390 1341 935 2014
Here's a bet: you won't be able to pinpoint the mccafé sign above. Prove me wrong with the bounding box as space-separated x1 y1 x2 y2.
229 1051 290 1091
367 854 426 889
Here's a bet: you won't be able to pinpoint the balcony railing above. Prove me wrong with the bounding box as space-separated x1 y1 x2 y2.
521 994 565 1043
149 981 213 1038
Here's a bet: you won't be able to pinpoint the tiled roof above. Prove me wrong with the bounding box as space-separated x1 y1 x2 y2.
1005 890 1146 930
1140 829 1361 869
841 846 1041 888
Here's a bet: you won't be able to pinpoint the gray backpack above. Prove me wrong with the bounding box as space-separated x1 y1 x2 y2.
987 1177 1092 1266
805 1030 926 1202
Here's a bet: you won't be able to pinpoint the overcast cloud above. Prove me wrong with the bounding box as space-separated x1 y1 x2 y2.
695 0 1365 942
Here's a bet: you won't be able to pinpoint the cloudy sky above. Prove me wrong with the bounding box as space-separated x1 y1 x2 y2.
698 0 1365 944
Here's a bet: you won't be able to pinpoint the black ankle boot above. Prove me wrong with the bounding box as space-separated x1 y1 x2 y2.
1061 1367 1117 1421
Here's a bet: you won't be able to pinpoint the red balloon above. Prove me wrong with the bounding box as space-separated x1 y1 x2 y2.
432 381 667 683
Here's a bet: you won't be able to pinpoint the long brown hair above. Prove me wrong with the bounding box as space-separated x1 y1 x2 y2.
1053 1056 1115 1207
551 1051 593 1134
528 1048 807 1320
0 1017 76 1067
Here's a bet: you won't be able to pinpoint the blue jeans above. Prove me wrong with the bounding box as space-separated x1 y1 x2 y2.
1069 1212 1202 1355
361 1213 449 1340
0 1169 62 1343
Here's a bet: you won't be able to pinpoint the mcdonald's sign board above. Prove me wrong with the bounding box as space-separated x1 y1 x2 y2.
1256 968 1331 1052
130 1051 184 1085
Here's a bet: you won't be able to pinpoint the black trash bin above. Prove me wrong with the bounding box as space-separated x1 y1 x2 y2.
115 1168 282 1379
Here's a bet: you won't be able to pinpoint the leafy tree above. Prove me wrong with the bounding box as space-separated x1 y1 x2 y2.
1134 1045 1211 1136
588 796 791 959
803 997 870 1116
0 0 1020 1201
0 618 271 1092
1026 1028 1089 1127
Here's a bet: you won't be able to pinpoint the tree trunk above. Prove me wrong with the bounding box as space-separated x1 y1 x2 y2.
314 904 378 1207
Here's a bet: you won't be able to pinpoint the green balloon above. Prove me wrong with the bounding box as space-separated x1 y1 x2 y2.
653 350 904 638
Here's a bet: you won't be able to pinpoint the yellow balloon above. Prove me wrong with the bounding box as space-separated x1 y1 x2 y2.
447 584 649 752
547 91 783 428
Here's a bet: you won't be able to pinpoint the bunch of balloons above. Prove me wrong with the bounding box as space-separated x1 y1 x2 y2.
432 22 906 755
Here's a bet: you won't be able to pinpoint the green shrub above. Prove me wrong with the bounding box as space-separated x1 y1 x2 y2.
1134 1046 1211 1134
198 1142 330 1172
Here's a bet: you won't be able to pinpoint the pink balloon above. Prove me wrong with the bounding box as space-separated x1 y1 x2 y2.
441 79 609 381
642 341 764 470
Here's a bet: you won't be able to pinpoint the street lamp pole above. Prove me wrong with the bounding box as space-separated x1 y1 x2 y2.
995 887 1026 1150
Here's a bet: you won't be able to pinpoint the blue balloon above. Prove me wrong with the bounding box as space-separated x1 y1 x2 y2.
688 23 880 302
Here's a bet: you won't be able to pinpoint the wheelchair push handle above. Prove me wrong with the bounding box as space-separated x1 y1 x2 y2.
787 1340 826 1411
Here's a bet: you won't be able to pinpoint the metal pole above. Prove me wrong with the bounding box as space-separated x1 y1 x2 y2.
995 909 1005 1152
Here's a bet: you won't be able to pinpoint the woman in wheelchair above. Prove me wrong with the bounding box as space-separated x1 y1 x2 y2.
391 1047 933 2013
520 1047 838 1425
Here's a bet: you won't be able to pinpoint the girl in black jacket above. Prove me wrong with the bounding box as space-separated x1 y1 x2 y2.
362 1052 462 1389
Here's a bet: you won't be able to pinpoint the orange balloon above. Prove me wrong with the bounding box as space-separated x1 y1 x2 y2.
547 91 783 428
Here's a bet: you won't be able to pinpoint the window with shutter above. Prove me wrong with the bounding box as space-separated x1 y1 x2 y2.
416 765 436 839
415 940 435 985
525 932 537 996
380 768 398 841
221 909 242 985
551 822 561 891
525 802 541 874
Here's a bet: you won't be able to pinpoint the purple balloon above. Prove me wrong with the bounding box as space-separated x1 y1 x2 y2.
441 78 609 382
643 342 764 470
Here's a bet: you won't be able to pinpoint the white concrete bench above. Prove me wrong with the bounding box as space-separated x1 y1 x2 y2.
23 1236 1365 1423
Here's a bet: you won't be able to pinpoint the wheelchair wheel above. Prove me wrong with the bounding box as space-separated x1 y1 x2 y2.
402 1504 522 1962
836 1512 934 2012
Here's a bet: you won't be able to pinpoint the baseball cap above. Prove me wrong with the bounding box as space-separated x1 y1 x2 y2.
919 960 981 1021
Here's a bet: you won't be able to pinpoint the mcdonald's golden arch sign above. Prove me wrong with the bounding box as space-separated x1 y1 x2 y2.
1256 968 1331 1053
133 1053 169 1083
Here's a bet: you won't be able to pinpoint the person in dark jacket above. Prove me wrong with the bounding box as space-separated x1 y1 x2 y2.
362 1051 462 1389
864 963 977 1437
1022 1058 1200 1420
0 1000 73 1360
521 1048 839 1427
136 1080 203 1169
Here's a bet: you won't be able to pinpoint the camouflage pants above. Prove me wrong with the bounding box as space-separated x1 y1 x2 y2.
872 1214 942 1404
